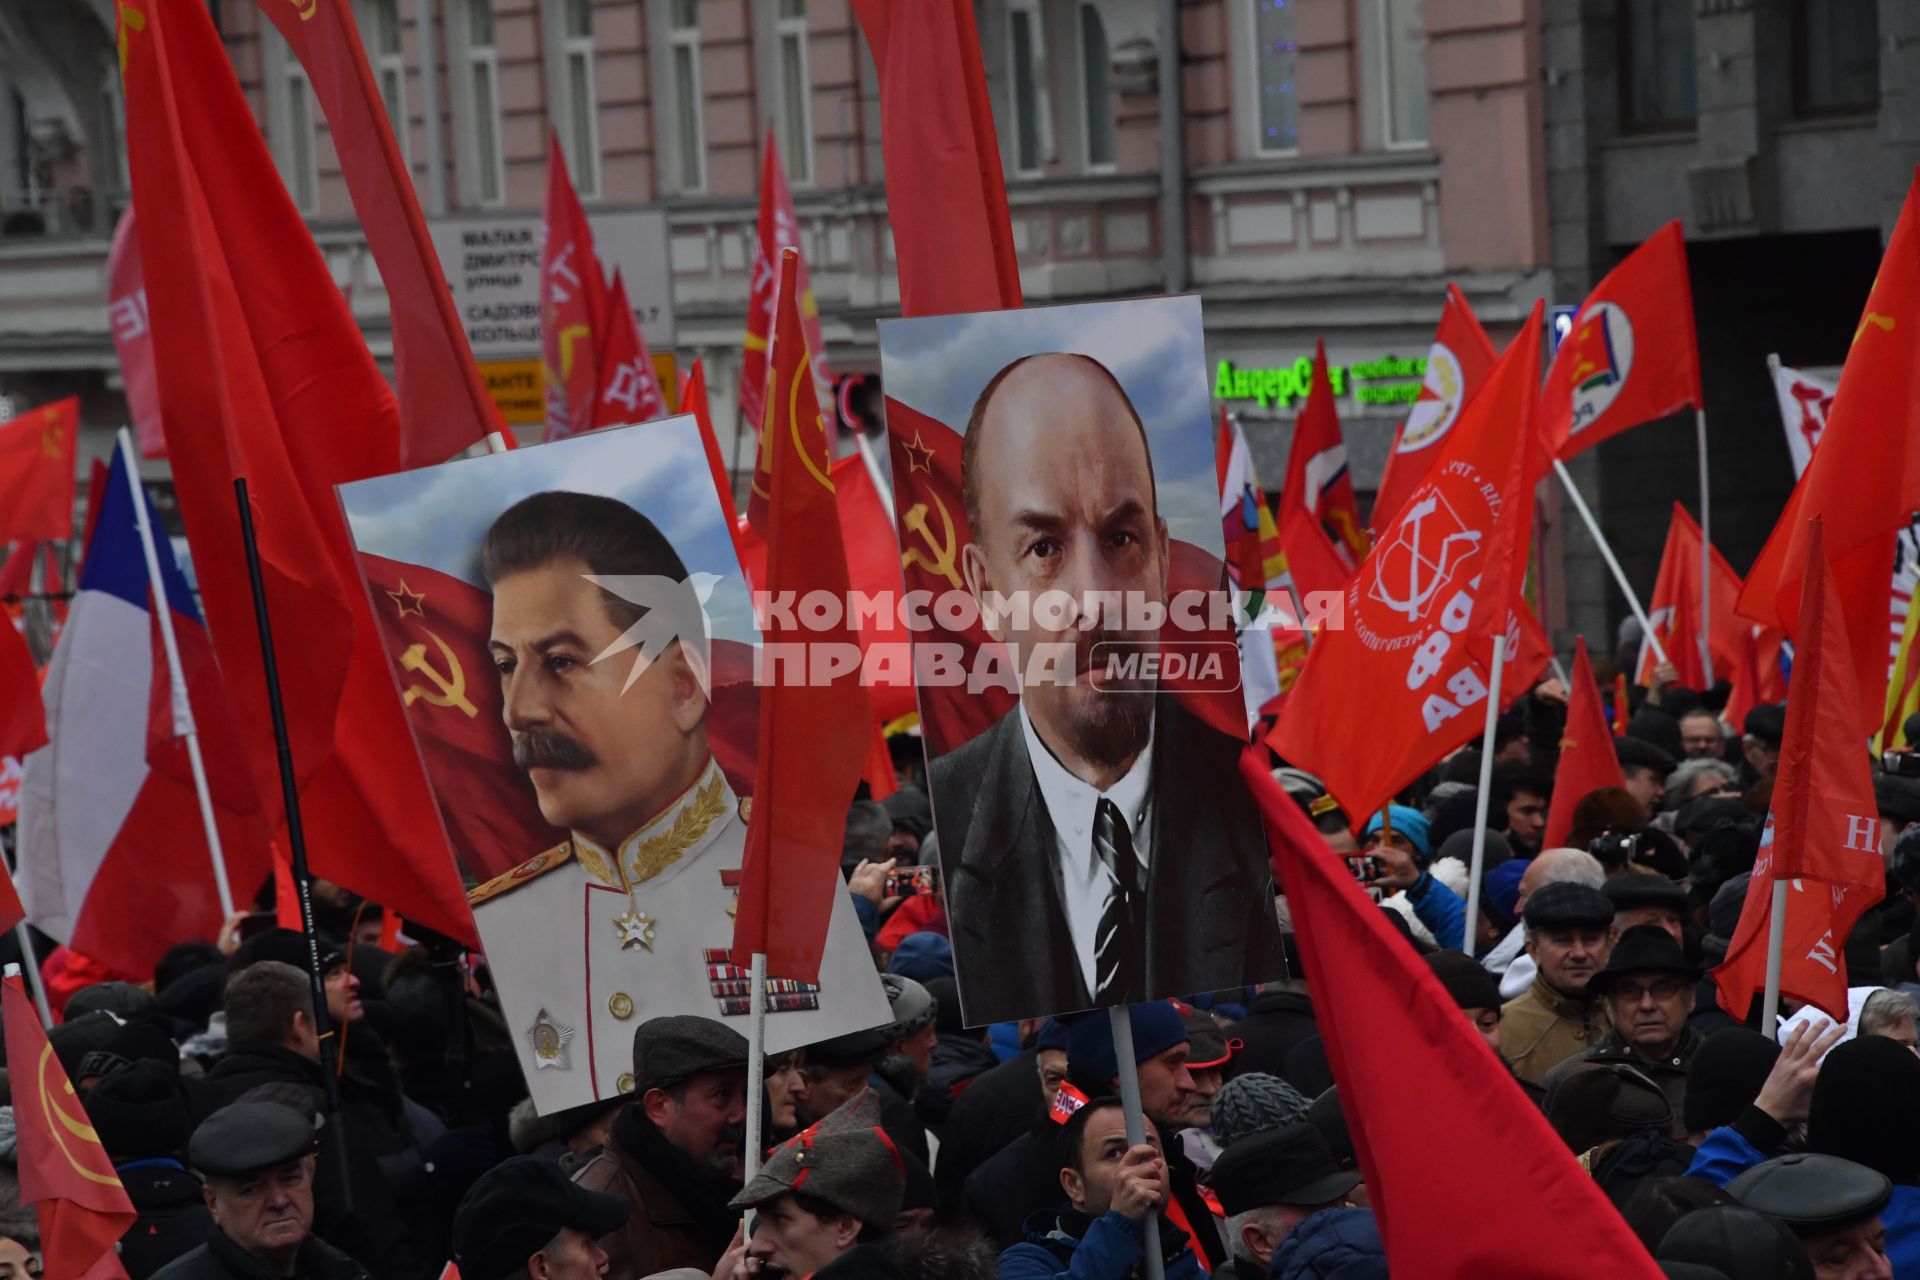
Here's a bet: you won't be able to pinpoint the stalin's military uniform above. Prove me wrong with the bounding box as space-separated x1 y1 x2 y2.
471 758 891 1113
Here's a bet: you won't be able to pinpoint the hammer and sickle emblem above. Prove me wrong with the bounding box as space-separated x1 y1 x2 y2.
287 0 318 19
400 630 478 718
37 1045 120 1186
901 494 964 590
39 423 62 460
557 324 593 379
1855 312 1896 344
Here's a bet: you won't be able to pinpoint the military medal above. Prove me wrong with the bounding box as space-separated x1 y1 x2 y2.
613 904 656 951
527 1009 573 1070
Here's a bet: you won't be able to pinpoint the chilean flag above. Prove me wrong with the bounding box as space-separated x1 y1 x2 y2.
17 450 269 978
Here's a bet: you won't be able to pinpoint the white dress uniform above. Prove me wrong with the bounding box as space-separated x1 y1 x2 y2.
470 758 892 1114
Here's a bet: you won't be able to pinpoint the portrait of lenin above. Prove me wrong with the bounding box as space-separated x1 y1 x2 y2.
929 350 1286 1025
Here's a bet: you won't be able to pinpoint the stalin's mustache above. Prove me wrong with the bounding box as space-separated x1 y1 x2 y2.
512 728 599 771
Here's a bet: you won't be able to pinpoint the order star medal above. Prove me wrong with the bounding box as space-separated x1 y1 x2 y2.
528 1009 574 1070
614 903 657 952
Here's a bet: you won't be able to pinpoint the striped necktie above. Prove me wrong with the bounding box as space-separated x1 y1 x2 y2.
1092 797 1143 1001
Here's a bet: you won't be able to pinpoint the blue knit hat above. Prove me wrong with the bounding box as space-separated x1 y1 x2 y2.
1362 805 1430 857
1063 1002 1189 1087
885 932 954 982
1481 859 1528 929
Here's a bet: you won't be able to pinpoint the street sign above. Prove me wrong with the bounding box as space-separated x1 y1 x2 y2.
429 210 676 361
477 358 544 425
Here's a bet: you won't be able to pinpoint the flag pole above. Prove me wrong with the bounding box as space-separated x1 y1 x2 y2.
1761 879 1788 1030
1696 407 1713 680
233 477 352 1212
744 951 768 1181
1108 1005 1167 1280
8 936 51 1029
1461 638 1507 954
116 430 236 919
1551 459 1668 666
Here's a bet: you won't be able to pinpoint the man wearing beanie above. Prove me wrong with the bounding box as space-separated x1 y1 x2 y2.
571 1015 751 1280
1681 1028 1780 1143
731 1091 909 1280
1209 1074 1313 1151
962 1003 1194 1254
999 1096 1204 1280
1359 806 1467 950
1499 883 1616 1087
89 1060 212 1279
1424 950 1505 1057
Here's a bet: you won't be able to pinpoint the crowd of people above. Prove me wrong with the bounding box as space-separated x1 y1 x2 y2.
0 653 1916 1279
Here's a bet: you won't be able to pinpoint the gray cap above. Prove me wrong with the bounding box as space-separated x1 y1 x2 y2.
730 1089 906 1227
878 974 936 1042
1729 1153 1893 1232
632 1015 750 1094
1523 882 1615 930
188 1102 319 1178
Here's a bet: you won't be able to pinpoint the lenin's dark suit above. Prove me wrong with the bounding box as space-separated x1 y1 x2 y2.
930 692 1285 1025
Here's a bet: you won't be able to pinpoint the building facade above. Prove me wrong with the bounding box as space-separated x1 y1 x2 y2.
5 0 1554 621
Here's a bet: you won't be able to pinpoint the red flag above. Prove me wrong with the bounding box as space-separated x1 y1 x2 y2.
1373 285 1499 529
850 0 1022 317
107 208 166 460
122 0 474 944
1238 753 1664 1278
1715 521 1885 1022
1739 171 1920 732
540 137 611 442
863 722 898 801
0 617 45 764
743 130 834 531
2 973 135 1278
1632 503 1745 689
1271 305 1548 823
1277 344 1366 599
1540 222 1703 458
250 0 501 466
732 250 871 982
1541 638 1626 851
588 271 667 431
1723 624 1789 731
0 398 77 543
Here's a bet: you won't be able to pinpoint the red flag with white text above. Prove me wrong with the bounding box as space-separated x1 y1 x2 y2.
541 137 611 442
1271 305 1549 823
589 271 668 430
107 208 166 459
1715 521 1885 1023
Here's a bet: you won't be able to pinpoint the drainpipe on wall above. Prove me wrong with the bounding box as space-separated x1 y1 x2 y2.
414 0 448 216
1157 0 1187 293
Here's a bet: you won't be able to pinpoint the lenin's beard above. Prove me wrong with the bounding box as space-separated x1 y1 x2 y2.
1054 628 1154 771
512 728 598 771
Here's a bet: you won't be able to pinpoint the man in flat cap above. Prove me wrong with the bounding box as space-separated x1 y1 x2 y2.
998 1095 1204 1280
453 1155 631 1280
154 1101 365 1280
571 1015 750 1280
475 491 887 1111
1604 874 1689 946
1202 1121 1362 1280
1544 924 1703 1128
1730 1153 1895 1280
730 1090 908 1280
1499 882 1616 1087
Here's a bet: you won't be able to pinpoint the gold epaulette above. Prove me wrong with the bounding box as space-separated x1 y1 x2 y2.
468 843 574 907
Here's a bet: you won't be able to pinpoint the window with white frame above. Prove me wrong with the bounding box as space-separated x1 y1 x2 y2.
669 0 706 191
1009 6 1044 175
367 0 411 164
284 61 320 211
776 0 813 184
464 0 505 205
1379 0 1426 146
1253 0 1298 154
560 0 600 196
1080 3 1114 170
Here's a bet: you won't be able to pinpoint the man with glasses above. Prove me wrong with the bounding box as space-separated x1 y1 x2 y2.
1543 923 1703 1130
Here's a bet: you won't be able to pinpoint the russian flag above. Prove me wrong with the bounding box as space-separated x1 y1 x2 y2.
18 450 268 978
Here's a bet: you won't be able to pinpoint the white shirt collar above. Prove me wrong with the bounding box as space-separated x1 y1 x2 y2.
1017 700 1154 874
